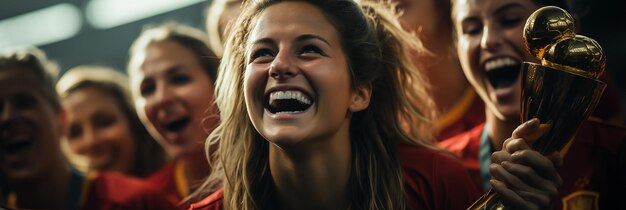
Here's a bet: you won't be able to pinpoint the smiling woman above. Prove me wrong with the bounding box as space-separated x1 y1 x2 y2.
56 66 166 178
0 47 176 210
188 1 483 210
127 22 220 208
439 0 626 208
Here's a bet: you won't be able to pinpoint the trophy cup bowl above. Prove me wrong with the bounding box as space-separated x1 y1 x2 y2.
520 62 606 154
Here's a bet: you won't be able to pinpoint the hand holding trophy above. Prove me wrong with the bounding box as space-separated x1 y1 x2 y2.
469 6 607 209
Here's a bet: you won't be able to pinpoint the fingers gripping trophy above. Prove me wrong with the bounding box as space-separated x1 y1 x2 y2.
469 6 607 210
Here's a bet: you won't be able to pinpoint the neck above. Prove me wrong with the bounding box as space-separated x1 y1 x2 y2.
270 127 352 210
10 161 72 210
182 151 210 189
486 111 520 151
416 54 468 113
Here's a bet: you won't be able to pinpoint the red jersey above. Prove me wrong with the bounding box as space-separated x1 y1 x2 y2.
438 119 626 209
188 144 480 210
593 72 624 124
146 160 190 209
435 88 485 141
82 171 177 210
4 171 176 210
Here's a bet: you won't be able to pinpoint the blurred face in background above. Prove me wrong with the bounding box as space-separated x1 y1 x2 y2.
387 0 455 56
0 67 64 182
63 87 135 173
452 0 539 120
131 41 215 158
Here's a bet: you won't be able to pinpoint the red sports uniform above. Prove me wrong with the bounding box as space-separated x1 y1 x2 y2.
82 171 177 209
435 88 485 141
438 118 626 209
188 144 480 210
147 160 190 209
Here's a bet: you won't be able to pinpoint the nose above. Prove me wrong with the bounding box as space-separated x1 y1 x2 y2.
0 100 14 123
151 82 175 110
269 51 299 79
480 27 503 51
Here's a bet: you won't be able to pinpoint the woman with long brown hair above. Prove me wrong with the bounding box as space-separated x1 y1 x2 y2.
189 0 561 209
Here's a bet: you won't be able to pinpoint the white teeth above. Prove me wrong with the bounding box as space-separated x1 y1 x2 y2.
269 90 312 105
485 58 518 71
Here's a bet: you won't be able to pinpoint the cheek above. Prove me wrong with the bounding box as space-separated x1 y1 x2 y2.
67 140 83 154
135 99 155 126
187 81 217 116
457 40 473 69
243 68 266 110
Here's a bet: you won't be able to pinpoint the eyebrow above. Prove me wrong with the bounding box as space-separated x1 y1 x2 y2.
250 34 331 46
493 2 526 15
164 65 183 76
296 34 330 46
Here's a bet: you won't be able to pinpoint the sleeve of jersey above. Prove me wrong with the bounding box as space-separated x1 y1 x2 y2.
431 153 481 210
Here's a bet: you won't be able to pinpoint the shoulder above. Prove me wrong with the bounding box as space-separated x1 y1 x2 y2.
577 117 626 153
85 172 177 209
396 144 473 181
438 123 484 155
188 188 224 210
396 144 480 210
146 161 176 184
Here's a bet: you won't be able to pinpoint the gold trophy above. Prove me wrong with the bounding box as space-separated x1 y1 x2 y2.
468 6 606 210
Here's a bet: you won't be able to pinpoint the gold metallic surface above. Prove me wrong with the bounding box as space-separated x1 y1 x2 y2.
542 35 605 79
524 6 575 59
469 6 607 210
520 62 606 154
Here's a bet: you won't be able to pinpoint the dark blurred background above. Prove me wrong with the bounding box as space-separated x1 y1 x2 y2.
0 0 209 73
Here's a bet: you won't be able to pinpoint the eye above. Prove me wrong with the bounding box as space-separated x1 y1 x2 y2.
13 93 37 109
462 21 482 36
67 123 83 140
169 74 191 85
299 45 325 56
394 1 408 15
140 80 155 97
250 48 275 63
499 16 522 28
93 113 116 129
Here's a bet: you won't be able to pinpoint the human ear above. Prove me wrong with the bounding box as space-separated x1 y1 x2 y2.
349 83 372 112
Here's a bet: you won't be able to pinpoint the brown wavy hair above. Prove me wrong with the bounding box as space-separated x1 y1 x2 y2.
193 0 439 209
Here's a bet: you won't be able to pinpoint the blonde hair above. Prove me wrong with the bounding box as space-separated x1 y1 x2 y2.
0 48 60 111
194 0 438 209
205 0 243 57
127 22 220 83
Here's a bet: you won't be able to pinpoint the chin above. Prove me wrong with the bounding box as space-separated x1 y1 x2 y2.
262 132 308 149
496 106 521 122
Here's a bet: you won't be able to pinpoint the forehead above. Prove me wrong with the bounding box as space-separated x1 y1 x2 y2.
142 41 197 70
0 67 48 95
64 87 117 106
248 2 339 45
453 0 536 21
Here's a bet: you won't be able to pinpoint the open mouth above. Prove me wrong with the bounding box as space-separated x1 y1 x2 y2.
485 58 521 89
165 117 191 133
4 136 33 155
265 90 313 114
